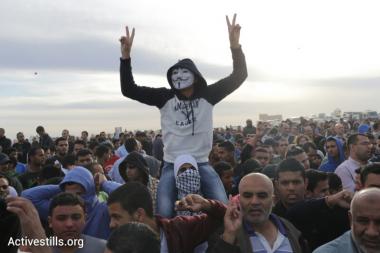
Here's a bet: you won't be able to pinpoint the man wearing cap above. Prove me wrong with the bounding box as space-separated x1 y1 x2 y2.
119 14 247 217
0 153 23 194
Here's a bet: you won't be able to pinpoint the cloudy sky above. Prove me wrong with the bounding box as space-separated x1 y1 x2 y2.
1 0 380 139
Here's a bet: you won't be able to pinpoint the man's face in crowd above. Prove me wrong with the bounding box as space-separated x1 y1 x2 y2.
239 174 273 225
64 184 86 196
334 123 344 136
306 148 320 169
363 173 380 189
48 204 86 242
304 126 313 138
307 179 329 199
81 131 88 140
62 129 69 140
280 123 290 136
254 151 270 167
350 194 380 253
108 202 136 230
326 140 339 158
0 177 10 199
76 154 93 167
73 143 85 155
30 148 45 166
56 140 69 157
352 135 372 162
16 133 25 143
126 164 141 182
0 128 5 137
277 140 288 157
217 147 233 163
276 171 307 208
220 169 234 193
293 152 310 170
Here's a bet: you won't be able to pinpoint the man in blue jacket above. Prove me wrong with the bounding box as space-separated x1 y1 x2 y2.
22 166 111 240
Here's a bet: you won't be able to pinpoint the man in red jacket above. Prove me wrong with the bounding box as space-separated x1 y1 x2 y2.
107 182 226 253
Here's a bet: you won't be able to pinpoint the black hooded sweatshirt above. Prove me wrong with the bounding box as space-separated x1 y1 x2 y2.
120 47 247 163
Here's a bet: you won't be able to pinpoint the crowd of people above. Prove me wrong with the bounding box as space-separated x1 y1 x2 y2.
1 114 380 253
1 14 380 253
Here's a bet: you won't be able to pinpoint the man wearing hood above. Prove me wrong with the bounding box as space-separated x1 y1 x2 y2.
119 14 247 217
21 166 111 240
118 151 159 212
319 136 346 172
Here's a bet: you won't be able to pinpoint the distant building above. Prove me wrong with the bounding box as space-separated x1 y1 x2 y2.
259 114 283 121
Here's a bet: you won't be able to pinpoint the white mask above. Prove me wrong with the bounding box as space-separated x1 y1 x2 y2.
171 68 194 90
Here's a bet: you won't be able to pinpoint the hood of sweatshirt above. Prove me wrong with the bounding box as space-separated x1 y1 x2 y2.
59 166 98 213
321 136 346 172
166 58 207 100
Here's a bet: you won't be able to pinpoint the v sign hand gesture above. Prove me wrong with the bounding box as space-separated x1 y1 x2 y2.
226 14 241 49
120 26 135 59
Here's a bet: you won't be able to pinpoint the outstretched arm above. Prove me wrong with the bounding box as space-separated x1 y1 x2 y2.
205 14 248 105
119 26 170 108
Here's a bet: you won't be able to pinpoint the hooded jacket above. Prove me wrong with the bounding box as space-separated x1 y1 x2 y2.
120 47 247 163
22 166 110 240
118 152 159 212
319 137 346 172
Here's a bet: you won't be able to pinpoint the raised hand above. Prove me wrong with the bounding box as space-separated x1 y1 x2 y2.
222 195 242 244
226 14 241 49
175 194 211 213
6 197 52 253
120 26 135 59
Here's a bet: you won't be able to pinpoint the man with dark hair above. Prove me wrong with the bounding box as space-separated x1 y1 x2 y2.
302 142 321 169
286 145 310 170
12 132 31 164
274 159 353 250
0 128 11 152
81 130 89 143
253 146 270 168
359 163 380 188
275 137 289 160
119 14 246 218
218 141 236 168
327 172 343 195
213 161 234 196
75 149 94 167
73 140 87 155
18 146 45 190
319 136 345 172
48 192 106 253
107 182 226 253
105 222 160 253
336 133 372 192
46 137 69 166
305 170 329 199
273 158 307 217
242 119 255 137
0 153 23 194
36 126 54 150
